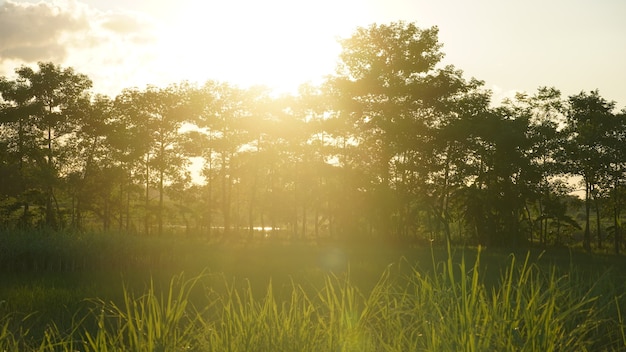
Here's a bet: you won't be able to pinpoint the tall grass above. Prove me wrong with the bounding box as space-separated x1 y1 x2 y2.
81 273 203 352
0 247 624 351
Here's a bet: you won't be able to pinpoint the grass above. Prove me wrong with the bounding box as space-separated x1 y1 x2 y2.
0 231 625 351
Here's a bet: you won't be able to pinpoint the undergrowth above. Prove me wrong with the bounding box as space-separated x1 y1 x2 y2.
0 247 624 351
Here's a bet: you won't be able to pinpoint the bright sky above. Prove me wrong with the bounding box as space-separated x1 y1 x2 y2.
1 0 625 107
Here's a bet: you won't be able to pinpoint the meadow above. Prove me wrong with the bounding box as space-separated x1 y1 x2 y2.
0 230 625 351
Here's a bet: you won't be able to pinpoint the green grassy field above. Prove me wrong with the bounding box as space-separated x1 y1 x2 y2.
1 231 625 351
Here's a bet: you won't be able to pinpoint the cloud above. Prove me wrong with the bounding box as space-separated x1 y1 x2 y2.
0 0 160 95
94 10 158 45
0 0 88 61
100 12 145 34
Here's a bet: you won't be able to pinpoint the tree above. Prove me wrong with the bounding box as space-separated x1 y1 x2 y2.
497 87 567 246
424 74 492 243
117 84 195 236
598 108 626 254
454 105 536 245
194 82 254 238
62 94 117 230
0 62 92 228
563 90 617 251
0 72 40 226
328 21 457 239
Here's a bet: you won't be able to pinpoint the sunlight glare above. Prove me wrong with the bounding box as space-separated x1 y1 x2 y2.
153 0 362 94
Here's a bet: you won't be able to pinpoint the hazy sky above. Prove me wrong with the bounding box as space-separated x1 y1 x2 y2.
1 0 624 106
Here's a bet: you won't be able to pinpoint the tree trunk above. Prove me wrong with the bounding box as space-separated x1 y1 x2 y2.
75 196 82 230
144 154 150 236
45 123 56 228
207 174 213 238
593 192 602 249
441 146 452 244
222 159 232 237
103 197 110 232
158 167 164 236
301 205 307 240
118 182 124 233
524 205 533 245
613 205 620 255
125 175 131 233
248 168 258 240
583 181 592 252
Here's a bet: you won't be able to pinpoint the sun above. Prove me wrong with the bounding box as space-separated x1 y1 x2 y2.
153 0 355 94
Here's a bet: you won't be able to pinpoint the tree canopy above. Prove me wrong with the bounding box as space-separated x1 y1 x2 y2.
1 22 624 252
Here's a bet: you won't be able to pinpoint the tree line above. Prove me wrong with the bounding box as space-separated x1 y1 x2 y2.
1 22 625 252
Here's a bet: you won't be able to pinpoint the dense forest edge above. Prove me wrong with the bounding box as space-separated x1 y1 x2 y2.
1 21 625 252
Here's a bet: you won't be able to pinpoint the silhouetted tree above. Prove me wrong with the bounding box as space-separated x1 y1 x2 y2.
62 94 117 230
123 84 195 236
0 62 92 228
329 21 452 239
563 90 617 251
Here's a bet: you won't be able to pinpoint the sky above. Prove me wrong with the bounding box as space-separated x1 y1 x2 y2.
0 0 625 107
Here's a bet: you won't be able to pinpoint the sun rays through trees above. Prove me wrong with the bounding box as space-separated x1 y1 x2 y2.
1 22 625 251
